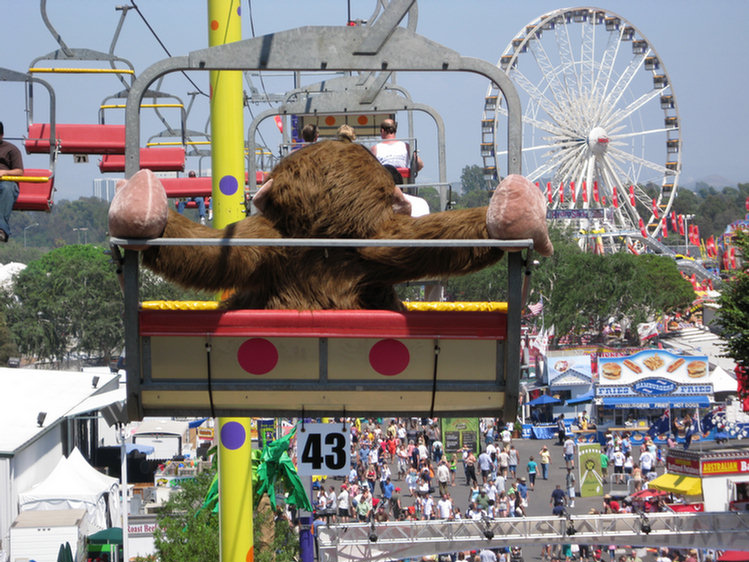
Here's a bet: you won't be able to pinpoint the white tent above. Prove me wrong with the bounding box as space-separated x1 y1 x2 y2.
17 447 119 534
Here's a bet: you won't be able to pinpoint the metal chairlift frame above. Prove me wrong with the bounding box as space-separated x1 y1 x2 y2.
0 68 57 174
247 75 449 209
116 0 526 422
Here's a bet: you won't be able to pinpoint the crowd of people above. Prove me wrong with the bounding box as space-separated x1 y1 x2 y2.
309 417 670 524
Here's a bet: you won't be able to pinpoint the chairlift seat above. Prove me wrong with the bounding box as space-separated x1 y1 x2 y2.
98 147 186 173
160 172 268 200
10 169 55 211
25 123 126 155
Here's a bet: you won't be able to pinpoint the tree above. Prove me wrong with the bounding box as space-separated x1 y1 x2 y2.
718 230 749 390
454 165 491 209
3 245 123 365
154 466 300 562
154 468 220 562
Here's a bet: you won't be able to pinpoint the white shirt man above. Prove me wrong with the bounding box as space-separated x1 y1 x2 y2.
437 495 454 519
639 449 655 474
371 118 424 171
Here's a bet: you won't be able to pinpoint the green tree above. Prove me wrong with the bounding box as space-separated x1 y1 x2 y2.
718 230 749 391
154 468 220 562
154 467 299 562
4 245 123 365
454 165 491 209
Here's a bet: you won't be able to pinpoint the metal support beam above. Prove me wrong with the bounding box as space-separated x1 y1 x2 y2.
317 513 749 562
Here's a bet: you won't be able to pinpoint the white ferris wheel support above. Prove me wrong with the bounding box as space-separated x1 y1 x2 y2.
482 7 682 252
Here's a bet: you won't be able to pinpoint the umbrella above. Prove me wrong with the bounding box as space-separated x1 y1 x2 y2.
88 527 123 545
56 541 74 562
528 394 562 407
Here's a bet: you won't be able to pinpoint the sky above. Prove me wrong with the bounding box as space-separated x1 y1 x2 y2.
1 0 747 201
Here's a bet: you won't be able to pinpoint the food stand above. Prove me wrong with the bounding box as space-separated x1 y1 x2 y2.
649 446 749 512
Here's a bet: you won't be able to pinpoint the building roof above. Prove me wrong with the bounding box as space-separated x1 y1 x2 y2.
0 368 119 455
661 327 736 373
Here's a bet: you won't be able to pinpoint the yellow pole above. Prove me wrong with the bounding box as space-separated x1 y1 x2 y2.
207 2 252 562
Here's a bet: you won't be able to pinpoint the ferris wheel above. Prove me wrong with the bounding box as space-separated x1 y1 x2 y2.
482 7 681 251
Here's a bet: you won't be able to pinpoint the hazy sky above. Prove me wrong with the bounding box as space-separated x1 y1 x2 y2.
1 1 747 200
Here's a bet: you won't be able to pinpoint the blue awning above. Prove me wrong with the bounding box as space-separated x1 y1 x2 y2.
566 389 594 405
601 396 710 409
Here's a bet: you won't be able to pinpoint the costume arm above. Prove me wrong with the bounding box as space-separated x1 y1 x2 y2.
141 210 284 293
358 207 504 282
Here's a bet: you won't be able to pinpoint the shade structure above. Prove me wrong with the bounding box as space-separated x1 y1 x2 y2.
528 394 561 407
88 526 123 545
648 473 702 497
566 389 594 406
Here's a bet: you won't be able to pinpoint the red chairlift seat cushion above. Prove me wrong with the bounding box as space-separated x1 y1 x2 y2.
25 123 126 155
98 147 186 173
13 169 55 211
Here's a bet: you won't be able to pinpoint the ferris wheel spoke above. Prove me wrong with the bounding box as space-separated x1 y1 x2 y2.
555 21 581 100
605 88 664 128
580 17 595 98
607 146 670 176
592 29 623 111
496 104 575 139
511 70 573 128
528 40 574 111
613 126 674 140
599 52 648 124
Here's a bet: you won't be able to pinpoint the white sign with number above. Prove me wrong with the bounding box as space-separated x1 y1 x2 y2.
296 423 351 476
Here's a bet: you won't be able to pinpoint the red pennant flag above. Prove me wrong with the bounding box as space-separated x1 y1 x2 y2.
571 181 576 203
678 215 685 236
706 236 716 257
662 217 668 238
601 195 607 206
746 197 749 212
629 185 635 206
547 182 552 204
730 247 737 269
671 211 678 232
582 181 588 203
273 115 284 133
612 186 619 208
652 199 659 219
693 224 700 245
559 182 565 203
639 218 647 238
593 181 600 203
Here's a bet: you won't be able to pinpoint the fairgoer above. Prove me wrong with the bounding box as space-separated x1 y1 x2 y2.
0 121 23 242
372 118 423 172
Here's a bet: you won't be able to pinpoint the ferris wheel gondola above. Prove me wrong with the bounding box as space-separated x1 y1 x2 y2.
482 7 681 251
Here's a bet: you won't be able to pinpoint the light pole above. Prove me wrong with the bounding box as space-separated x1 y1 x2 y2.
23 223 39 247
684 214 695 256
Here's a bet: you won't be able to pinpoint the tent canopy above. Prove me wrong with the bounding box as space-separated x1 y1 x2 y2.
648 473 702 497
18 447 120 533
529 394 561 407
88 526 123 545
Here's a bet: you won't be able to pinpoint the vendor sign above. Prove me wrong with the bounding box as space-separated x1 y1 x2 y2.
595 349 710 396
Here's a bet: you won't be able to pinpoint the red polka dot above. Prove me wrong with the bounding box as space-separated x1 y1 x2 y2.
357 115 369 125
211 20 219 31
325 116 336 126
237 338 278 375
369 339 409 376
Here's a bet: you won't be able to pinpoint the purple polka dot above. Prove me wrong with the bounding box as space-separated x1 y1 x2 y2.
221 421 246 450
219 175 239 196
236 6 241 16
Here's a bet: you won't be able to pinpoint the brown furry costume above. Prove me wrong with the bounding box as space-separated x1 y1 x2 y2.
109 140 552 310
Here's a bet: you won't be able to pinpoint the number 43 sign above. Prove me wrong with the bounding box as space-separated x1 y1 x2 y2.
296 423 351 477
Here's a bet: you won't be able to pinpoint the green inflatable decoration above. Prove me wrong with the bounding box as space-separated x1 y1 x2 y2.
199 426 312 515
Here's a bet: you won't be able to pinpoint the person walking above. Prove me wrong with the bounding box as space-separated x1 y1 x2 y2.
539 445 552 480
